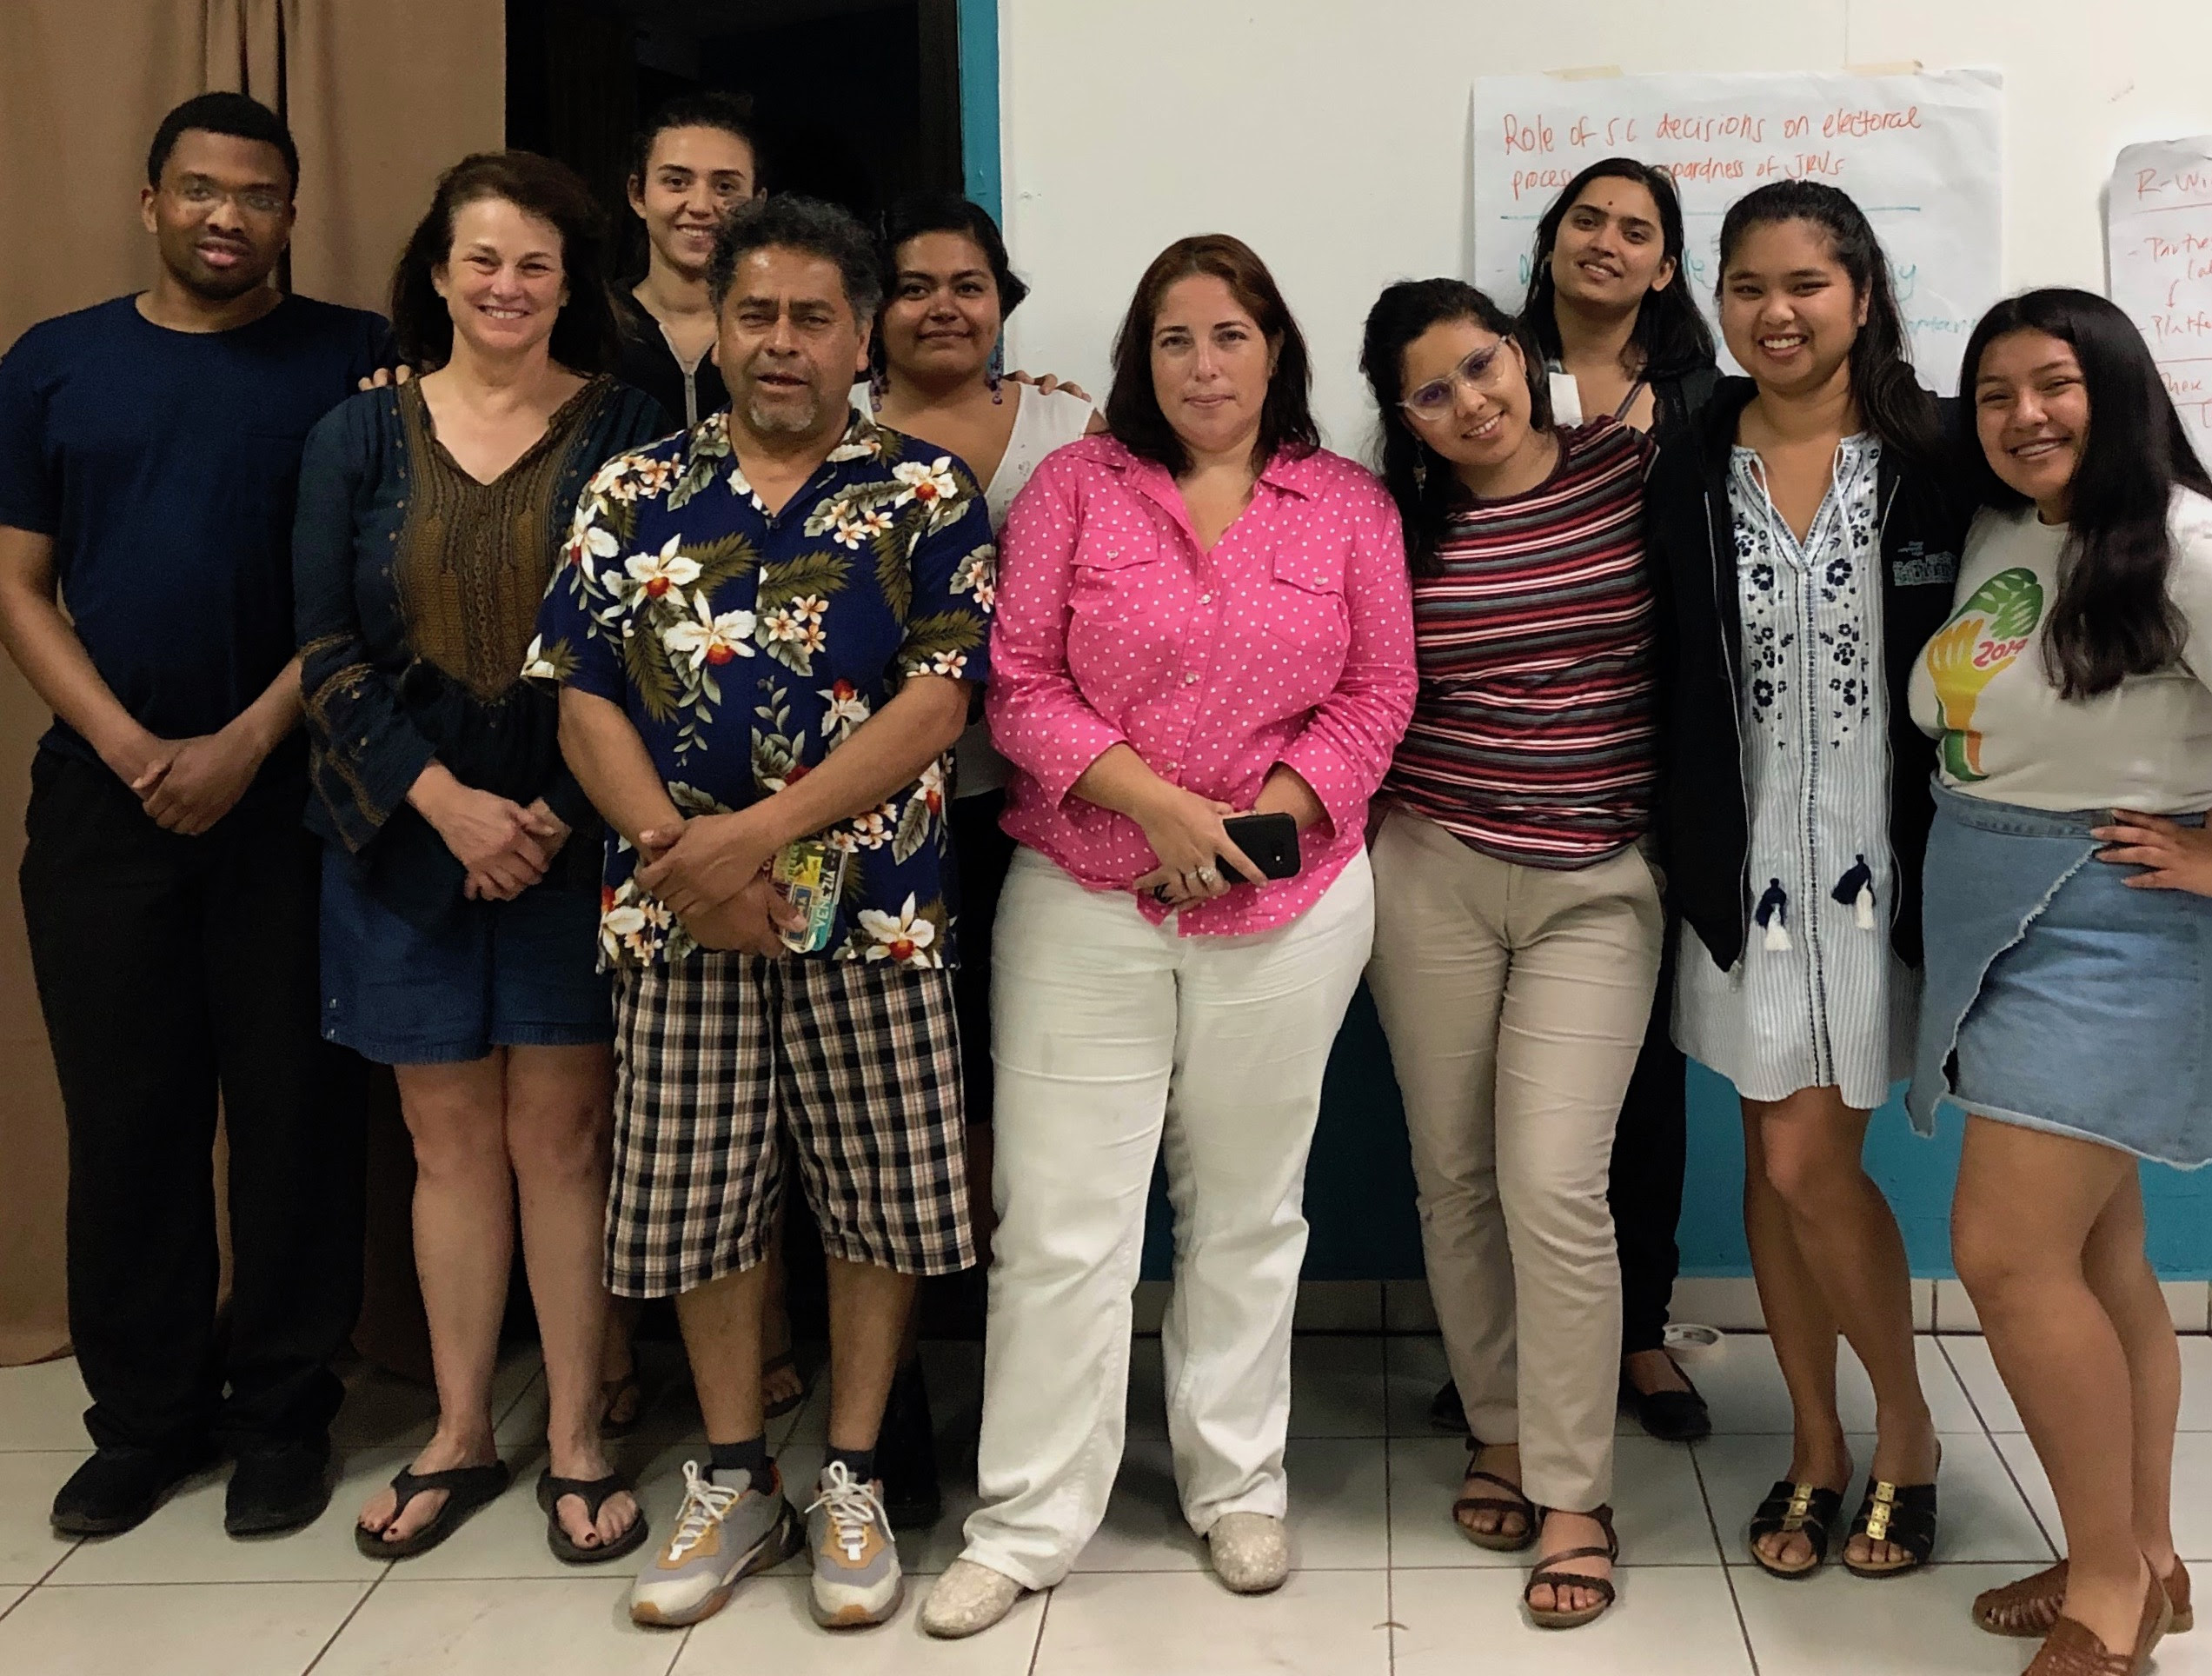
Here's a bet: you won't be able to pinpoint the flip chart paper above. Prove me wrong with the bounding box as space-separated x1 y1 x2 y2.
1472 70 2005 389
2109 137 2212 472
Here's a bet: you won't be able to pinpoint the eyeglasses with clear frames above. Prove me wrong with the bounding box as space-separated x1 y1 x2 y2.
1399 342 1518 419
174 181 289 218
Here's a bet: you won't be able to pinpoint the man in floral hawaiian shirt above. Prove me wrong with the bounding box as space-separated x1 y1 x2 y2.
528 195 994 1633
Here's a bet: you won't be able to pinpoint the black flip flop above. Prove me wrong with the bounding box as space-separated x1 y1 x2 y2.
537 1469 649 1565
354 1461 510 1560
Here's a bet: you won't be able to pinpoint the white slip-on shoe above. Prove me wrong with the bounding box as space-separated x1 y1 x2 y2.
920 1558 1026 1638
1208 1512 1290 1594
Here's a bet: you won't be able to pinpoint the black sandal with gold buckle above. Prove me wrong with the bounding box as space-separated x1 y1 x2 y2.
1843 1470 1938 1579
1748 1479 1845 1579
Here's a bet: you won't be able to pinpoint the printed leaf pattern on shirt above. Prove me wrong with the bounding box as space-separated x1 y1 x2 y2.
1925 564 2045 781
525 409 993 966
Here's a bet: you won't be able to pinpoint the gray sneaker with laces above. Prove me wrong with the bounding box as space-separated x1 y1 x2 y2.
806 1461 903 1628
628 1460 802 1627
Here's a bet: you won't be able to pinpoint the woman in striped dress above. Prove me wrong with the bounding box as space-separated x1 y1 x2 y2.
1644 182 1971 1580
1359 279 1664 1630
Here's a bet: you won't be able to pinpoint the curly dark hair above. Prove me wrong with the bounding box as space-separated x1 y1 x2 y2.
389 150 621 373
707 194 881 321
1104 234 1319 476
148 91 298 195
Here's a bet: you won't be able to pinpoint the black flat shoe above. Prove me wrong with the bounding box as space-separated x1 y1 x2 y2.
877 1357 941 1529
1619 1361 1711 1443
52 1441 216 1536
226 1440 333 1537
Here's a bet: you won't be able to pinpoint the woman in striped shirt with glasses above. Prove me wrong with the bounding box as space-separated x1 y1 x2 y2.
1359 277 1662 1631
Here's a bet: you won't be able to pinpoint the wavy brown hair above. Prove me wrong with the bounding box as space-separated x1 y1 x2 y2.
390 150 622 374
1104 234 1319 476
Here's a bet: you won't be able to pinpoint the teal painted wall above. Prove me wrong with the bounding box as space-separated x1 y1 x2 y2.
953 3 2212 1284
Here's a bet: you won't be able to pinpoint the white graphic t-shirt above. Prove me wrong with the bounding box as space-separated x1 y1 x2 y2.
1908 488 2212 812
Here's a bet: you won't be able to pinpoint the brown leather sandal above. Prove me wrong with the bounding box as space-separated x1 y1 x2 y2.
1452 1445 1536 1553
1524 1505 1618 1631
2024 1569 2174 1676
1977 1559 2194 1639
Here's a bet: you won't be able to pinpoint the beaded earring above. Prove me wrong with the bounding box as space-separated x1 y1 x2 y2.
988 336 1005 405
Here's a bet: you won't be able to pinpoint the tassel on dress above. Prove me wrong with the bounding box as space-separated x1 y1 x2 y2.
1756 878 1791 952
1831 855 1877 931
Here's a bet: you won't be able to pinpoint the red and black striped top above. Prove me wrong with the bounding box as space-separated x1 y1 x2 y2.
1381 419 1657 868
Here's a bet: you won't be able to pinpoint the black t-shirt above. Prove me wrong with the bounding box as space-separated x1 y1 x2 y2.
0 292 390 766
615 285 727 430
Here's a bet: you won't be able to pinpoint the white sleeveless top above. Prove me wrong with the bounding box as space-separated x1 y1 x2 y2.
853 380 1095 795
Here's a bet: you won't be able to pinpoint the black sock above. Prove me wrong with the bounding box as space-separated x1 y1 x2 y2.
708 1435 771 1492
825 1443 876 1484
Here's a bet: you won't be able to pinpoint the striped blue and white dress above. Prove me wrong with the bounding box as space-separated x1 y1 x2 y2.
1674 434 1919 1111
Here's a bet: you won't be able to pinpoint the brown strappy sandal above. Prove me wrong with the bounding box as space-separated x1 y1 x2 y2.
1451 1443 1536 1553
1978 1559 2194 1639
2023 1569 2173 1676
1524 1505 1618 1631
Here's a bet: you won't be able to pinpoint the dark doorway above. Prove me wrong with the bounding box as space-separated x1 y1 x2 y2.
507 0 966 275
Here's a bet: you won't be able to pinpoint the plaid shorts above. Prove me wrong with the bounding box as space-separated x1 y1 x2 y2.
606 952 973 1298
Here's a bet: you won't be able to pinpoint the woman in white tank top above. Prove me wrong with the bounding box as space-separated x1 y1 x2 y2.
847 193 1100 1526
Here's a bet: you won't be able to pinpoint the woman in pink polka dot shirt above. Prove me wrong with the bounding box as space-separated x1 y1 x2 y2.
920 236 1416 1639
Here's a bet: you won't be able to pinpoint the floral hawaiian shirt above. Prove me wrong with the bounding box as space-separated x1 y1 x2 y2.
527 409 995 968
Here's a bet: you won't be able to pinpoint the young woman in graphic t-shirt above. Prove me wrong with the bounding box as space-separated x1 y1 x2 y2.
1908 288 2212 1676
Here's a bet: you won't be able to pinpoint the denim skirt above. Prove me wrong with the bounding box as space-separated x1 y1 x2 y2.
1908 779 2212 1168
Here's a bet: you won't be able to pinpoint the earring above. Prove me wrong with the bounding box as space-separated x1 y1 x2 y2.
869 361 889 407
1412 455 1428 493
988 336 1005 405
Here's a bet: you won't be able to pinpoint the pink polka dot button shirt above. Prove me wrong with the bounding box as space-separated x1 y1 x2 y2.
986 432 1417 936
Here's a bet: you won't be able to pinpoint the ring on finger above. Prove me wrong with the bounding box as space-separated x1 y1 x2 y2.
1194 864 1220 887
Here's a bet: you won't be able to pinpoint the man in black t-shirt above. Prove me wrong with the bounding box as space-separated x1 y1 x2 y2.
0 93 389 1541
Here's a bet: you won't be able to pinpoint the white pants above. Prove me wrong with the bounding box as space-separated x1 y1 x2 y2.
960 847 1374 1589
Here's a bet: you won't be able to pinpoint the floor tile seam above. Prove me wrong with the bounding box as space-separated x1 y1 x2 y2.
1981 1427 2063 1560
1689 1427 1763 1676
1934 1334 2008 1440
1024 1583 1051 1676
288 1570 382 1676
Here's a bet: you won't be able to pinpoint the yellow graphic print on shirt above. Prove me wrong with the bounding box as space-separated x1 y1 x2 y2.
1923 565 2045 781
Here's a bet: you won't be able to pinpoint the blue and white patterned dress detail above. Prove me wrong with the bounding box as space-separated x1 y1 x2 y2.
1674 434 1919 1111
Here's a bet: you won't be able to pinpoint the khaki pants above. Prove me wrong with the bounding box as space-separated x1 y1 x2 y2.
1366 809 1663 1511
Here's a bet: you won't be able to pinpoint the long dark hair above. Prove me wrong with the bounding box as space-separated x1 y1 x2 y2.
1716 181 1937 466
390 151 622 374
1521 157 1714 380
871 194 1030 384
1360 279 1551 576
1104 234 1319 476
1961 288 2212 698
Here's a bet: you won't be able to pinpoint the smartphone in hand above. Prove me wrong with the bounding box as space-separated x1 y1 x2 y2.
1218 811 1301 882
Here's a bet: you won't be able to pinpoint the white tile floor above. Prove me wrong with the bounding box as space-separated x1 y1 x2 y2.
1 1331 2208 1675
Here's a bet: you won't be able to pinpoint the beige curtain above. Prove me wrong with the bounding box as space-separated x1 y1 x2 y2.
0 0 504 1365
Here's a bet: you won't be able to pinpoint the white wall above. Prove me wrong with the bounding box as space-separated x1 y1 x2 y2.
1000 0 2212 455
